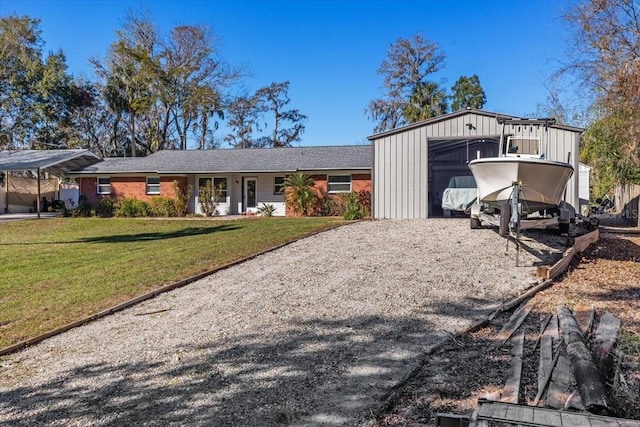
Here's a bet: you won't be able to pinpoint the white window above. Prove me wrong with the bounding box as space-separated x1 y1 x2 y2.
146 177 160 194
213 177 227 202
327 175 351 193
274 176 285 195
97 177 111 195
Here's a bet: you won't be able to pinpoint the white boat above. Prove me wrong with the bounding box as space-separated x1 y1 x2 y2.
468 117 574 215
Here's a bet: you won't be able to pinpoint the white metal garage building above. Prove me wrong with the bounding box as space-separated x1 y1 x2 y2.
367 109 584 219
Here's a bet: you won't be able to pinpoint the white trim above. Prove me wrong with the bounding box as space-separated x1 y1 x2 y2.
244 177 258 212
146 176 160 195
327 174 352 193
97 177 111 195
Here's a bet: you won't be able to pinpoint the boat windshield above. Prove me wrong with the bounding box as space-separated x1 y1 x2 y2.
505 136 541 157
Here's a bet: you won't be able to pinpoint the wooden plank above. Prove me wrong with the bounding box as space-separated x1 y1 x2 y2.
532 314 552 352
532 406 562 426
546 344 574 409
495 300 534 343
574 304 596 337
504 404 532 424
561 411 594 427
533 339 562 406
558 305 609 413
537 315 555 398
536 229 599 279
501 330 525 404
538 319 558 394
574 228 600 253
593 312 622 380
537 247 573 279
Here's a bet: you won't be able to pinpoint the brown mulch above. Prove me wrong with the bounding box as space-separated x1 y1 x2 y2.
373 232 640 426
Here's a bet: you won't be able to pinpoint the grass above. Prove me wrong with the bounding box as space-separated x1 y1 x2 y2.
0 216 344 349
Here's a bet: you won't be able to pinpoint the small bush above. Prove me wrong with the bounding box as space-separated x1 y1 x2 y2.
343 191 363 220
93 196 118 217
149 196 180 217
73 195 93 217
357 190 371 217
173 181 192 217
258 203 277 217
115 197 150 218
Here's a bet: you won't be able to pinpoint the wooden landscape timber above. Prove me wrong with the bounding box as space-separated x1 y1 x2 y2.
467 304 632 426
536 228 600 280
557 305 609 413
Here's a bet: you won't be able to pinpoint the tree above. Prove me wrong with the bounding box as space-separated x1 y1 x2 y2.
366 33 446 133
224 95 262 148
255 81 307 147
564 0 640 183
92 10 157 156
284 172 317 216
402 81 447 122
581 112 640 197
450 74 486 111
163 24 234 150
91 9 243 155
0 15 80 150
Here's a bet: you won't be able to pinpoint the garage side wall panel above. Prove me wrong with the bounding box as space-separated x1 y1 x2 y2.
372 128 428 219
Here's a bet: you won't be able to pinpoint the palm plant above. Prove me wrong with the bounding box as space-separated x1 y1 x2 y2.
284 172 317 216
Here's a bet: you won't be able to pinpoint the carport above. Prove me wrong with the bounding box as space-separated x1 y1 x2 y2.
0 150 101 218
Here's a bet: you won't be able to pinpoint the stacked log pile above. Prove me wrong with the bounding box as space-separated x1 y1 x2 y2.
493 302 622 414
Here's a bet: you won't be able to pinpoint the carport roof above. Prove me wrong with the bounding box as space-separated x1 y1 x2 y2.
71 145 372 174
0 149 102 176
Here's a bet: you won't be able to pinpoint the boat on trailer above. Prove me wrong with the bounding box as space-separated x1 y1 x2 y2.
468 117 577 235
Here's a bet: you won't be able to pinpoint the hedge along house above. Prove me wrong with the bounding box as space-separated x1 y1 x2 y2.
70 145 372 216
367 109 584 219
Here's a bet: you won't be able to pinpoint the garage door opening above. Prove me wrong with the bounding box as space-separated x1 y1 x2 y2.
428 137 499 217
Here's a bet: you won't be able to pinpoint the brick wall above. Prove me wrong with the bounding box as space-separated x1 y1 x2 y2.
80 176 187 205
284 173 372 216
352 174 371 193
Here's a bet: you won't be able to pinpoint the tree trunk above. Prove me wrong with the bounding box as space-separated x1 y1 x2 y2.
557 306 609 414
129 110 136 157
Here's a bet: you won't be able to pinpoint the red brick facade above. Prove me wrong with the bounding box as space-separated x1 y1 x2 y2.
284 173 372 216
80 176 187 204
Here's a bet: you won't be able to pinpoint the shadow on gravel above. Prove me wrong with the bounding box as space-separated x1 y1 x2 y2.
0 315 451 426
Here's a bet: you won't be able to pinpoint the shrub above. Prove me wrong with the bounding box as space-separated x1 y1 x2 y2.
173 181 192 216
343 191 363 220
73 195 93 217
115 197 150 218
284 172 317 216
198 181 224 216
258 203 277 217
93 196 118 217
149 196 179 217
357 189 371 217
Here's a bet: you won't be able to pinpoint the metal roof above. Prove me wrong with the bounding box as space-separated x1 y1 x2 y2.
0 149 102 176
367 109 585 140
71 145 372 175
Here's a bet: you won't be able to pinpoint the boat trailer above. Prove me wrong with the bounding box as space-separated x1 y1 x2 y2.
469 182 599 237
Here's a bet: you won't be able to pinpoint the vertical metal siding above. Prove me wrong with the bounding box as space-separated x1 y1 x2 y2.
372 111 583 219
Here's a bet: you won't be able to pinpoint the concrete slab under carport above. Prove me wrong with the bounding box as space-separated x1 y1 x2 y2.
0 213 57 222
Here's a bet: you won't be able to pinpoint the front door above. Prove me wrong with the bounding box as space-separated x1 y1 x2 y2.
244 177 257 212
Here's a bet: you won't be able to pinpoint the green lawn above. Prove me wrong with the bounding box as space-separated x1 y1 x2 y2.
0 216 344 349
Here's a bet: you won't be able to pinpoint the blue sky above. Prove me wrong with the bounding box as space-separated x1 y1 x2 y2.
1 0 578 147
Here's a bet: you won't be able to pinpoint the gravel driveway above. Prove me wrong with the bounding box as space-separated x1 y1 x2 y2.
0 219 563 426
